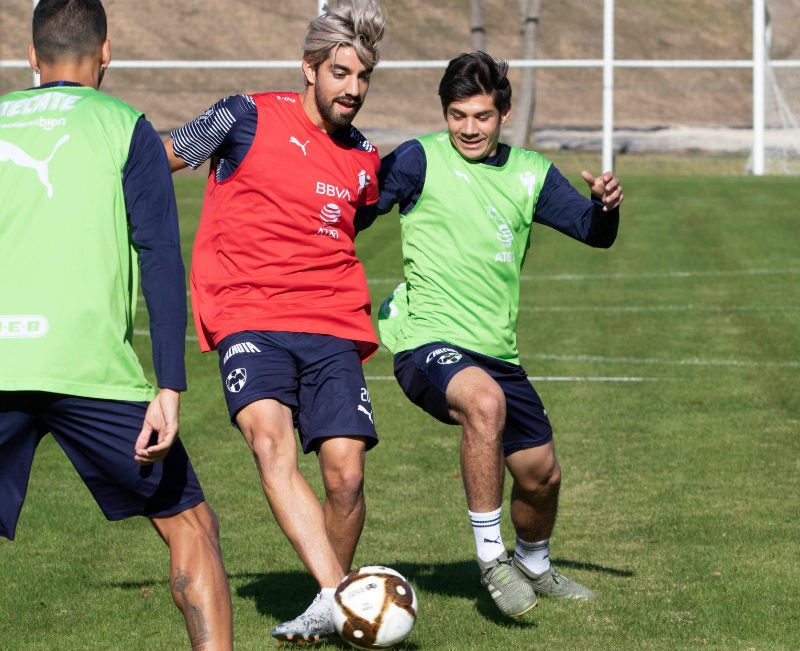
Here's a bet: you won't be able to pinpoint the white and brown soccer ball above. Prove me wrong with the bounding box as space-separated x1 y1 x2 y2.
332 566 418 650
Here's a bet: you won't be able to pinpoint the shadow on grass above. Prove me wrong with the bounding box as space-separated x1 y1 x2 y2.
234 556 633 627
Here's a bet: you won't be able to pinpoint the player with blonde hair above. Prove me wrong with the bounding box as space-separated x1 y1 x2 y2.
165 0 387 644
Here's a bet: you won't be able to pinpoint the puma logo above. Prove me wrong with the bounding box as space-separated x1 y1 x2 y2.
0 134 70 198
453 168 471 184
357 404 374 423
289 136 310 156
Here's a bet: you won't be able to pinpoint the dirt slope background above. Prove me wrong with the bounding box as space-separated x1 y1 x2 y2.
2 0 800 152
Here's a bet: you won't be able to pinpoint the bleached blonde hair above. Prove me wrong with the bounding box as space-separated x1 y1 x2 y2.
302 0 386 76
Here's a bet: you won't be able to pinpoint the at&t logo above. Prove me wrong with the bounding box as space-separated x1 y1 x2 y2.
319 202 341 225
317 202 341 239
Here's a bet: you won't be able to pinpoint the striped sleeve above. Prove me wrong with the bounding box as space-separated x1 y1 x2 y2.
170 94 256 169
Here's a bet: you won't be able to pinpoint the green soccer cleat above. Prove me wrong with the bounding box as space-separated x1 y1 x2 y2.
478 551 538 618
271 591 335 645
513 559 597 600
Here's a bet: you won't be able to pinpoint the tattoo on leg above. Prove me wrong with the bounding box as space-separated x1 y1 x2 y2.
172 567 211 649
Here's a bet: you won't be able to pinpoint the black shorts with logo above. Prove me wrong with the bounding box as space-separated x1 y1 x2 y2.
217 330 378 453
393 342 553 456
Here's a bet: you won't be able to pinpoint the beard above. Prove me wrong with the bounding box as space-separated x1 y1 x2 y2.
315 85 362 130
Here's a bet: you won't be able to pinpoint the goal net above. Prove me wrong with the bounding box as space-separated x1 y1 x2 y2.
747 8 800 174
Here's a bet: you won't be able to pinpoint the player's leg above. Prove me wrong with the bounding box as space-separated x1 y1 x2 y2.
151 502 233 651
236 399 343 643
0 392 44 541
218 331 345 589
506 445 594 599
41 394 236 645
219 332 347 643
238 403 340 644
446 366 538 618
505 441 561 543
317 435 367 574
236 398 344 588
295 337 377 576
270 335 377 643
502 378 595 600
445 365 506 514
393 345 536 618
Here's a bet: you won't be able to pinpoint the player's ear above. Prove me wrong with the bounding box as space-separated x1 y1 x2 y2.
500 107 511 124
302 59 317 86
101 39 111 68
28 43 39 72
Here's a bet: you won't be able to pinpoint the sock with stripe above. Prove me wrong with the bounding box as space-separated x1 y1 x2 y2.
469 507 505 562
515 536 551 575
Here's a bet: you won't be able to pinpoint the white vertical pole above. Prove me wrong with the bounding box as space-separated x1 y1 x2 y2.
33 0 40 86
602 0 615 172
751 0 766 176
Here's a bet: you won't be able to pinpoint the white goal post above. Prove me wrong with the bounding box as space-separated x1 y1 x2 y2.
6 0 800 175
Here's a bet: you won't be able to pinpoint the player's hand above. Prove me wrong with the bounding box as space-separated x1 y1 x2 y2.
134 388 181 465
581 170 624 211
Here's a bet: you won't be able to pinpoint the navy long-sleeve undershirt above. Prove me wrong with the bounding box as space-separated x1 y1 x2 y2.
370 139 619 247
124 118 187 391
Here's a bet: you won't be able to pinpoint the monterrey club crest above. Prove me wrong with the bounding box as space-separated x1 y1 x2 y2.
225 368 247 393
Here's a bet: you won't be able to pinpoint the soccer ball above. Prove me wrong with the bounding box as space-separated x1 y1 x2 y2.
332 565 418 650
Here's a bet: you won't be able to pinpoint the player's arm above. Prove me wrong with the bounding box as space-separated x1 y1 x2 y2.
356 140 426 234
135 388 181 465
581 169 624 211
165 94 257 178
163 136 187 172
354 204 379 234
123 117 188 463
376 140 427 215
534 164 620 248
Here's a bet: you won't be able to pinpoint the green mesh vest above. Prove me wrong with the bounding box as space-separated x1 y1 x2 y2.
379 132 552 364
0 86 154 400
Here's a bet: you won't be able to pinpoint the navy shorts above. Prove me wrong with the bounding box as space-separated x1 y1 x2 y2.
217 331 378 454
0 392 205 541
393 342 553 456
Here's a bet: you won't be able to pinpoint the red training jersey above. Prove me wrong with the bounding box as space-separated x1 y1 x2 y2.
189 91 380 359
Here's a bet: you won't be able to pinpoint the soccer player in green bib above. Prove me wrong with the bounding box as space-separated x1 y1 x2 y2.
0 1 232 648
375 51 624 619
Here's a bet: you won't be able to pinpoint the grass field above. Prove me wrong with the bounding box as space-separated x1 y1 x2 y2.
1 155 798 650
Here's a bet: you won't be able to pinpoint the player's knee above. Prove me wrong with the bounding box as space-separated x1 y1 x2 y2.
464 387 505 429
200 502 222 540
544 459 562 488
247 432 276 464
327 465 364 497
246 428 296 475
510 449 561 492
323 464 364 507
154 501 221 548
525 452 560 488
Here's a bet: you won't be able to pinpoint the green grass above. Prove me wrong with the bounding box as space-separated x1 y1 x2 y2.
2 159 798 650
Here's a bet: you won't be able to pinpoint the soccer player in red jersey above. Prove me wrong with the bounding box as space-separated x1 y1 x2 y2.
165 1 386 644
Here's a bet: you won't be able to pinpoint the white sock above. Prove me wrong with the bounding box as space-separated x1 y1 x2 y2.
469 507 505 562
515 536 551 575
318 587 335 605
